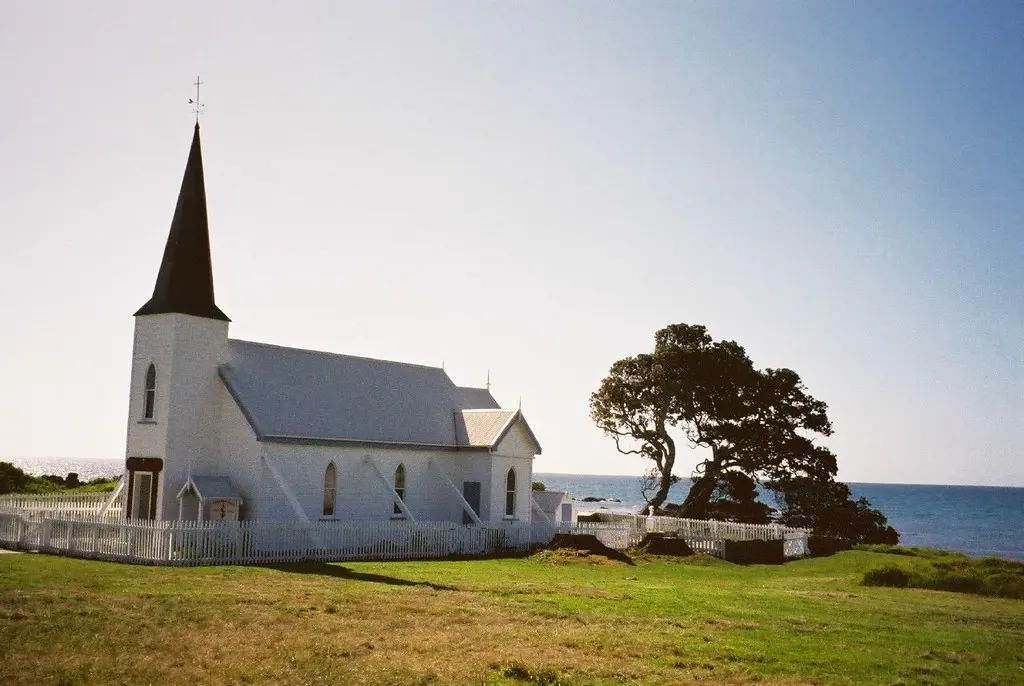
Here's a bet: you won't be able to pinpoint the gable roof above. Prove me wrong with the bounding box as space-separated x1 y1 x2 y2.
176 475 242 502
455 409 542 454
135 123 229 322
219 339 511 448
455 410 517 447
531 490 569 516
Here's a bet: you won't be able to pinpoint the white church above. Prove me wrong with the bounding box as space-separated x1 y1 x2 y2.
123 123 542 528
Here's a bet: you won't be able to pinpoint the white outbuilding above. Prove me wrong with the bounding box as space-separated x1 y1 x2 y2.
122 123 541 526
530 490 575 526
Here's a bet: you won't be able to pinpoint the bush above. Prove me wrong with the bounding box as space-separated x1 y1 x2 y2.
861 554 1024 600
862 564 911 588
638 533 694 557
809 535 853 557
769 477 899 544
723 539 784 565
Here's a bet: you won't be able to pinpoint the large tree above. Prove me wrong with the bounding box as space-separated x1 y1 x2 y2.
589 323 839 517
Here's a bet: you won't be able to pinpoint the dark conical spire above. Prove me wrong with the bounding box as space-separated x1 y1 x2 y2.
135 123 230 321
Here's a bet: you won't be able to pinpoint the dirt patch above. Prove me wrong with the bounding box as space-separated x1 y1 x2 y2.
545 535 634 565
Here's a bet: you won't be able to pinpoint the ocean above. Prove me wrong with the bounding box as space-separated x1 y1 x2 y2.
536 472 1024 561
4 458 1021 561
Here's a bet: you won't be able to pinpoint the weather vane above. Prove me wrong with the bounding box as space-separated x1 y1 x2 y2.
189 76 204 121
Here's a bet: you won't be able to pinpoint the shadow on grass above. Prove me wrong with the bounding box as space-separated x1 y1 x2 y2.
260 561 458 591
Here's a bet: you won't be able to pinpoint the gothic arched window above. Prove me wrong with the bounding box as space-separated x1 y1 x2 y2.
393 464 406 515
505 468 517 517
323 463 337 517
143 364 157 420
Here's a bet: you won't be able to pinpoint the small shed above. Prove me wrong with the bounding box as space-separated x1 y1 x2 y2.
176 475 244 522
531 490 575 525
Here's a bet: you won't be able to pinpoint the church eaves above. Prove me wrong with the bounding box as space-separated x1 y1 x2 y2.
135 123 230 321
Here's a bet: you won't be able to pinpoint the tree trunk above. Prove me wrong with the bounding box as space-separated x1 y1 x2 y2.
679 450 724 518
645 441 676 513
645 466 675 513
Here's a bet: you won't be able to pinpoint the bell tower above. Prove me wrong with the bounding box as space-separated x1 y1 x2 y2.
124 123 230 520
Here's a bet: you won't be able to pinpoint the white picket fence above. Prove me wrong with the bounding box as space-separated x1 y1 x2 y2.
0 491 123 521
563 514 810 559
0 492 809 564
0 512 556 565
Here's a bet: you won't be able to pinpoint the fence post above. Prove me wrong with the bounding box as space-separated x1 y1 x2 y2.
39 519 52 551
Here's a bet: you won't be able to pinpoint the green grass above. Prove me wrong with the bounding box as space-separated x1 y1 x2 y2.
1 549 1022 685
858 546 1024 599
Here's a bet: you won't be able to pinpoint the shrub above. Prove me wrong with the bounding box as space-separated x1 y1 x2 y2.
861 555 1024 600
809 536 853 557
723 539 784 565
863 564 911 588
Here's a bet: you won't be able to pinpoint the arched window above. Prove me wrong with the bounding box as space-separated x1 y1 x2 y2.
505 468 517 517
393 464 406 515
323 463 337 517
143 364 157 420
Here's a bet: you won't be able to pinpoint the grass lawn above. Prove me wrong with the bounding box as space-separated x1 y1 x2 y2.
1 549 1021 685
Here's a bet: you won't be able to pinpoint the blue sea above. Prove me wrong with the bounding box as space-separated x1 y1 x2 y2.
4 458 1021 561
536 472 1024 561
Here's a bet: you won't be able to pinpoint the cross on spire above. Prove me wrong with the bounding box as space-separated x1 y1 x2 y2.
189 76 204 121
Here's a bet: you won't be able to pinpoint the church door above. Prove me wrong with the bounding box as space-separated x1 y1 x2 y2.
125 457 163 520
462 481 481 525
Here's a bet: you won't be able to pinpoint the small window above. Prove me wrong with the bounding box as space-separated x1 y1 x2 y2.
143 364 156 420
393 464 406 515
505 468 516 517
323 463 337 517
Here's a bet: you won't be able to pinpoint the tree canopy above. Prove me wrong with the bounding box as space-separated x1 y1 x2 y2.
590 323 896 543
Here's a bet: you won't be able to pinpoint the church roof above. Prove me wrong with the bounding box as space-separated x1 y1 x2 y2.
531 489 570 517
135 123 229 321
218 340 532 450
455 409 522 448
176 475 242 502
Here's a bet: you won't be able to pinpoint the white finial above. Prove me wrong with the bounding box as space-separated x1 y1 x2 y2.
486 369 491 391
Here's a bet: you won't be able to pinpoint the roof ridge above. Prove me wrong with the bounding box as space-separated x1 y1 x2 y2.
228 338 448 373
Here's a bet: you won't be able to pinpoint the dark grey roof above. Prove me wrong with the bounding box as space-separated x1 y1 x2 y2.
219 340 505 447
532 490 569 516
176 475 242 501
135 123 229 321
456 386 501 410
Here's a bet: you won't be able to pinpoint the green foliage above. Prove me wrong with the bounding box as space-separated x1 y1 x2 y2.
673 472 773 523
723 538 785 565
0 461 59 495
0 461 118 495
863 563 911 587
861 552 1024 599
531 481 546 491
770 476 898 544
589 323 847 521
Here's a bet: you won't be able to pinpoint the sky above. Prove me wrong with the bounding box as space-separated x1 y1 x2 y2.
0 2 1020 486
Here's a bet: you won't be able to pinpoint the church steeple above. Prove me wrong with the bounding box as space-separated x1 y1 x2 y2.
135 123 229 322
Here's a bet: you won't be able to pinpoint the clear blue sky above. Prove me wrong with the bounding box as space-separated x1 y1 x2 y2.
1 2 1020 485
